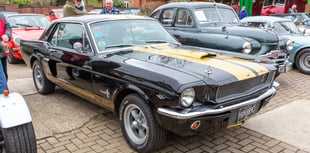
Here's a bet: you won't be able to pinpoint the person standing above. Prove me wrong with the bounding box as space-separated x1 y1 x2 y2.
63 0 87 17
238 6 248 20
100 0 120 14
75 0 85 11
287 4 297 14
0 61 7 93
0 12 12 82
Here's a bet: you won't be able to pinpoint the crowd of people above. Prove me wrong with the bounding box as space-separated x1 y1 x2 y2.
63 0 120 17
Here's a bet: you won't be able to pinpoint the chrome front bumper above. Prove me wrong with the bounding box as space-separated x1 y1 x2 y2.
157 86 277 120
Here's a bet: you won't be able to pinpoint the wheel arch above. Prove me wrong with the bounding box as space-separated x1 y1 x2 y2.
112 84 152 115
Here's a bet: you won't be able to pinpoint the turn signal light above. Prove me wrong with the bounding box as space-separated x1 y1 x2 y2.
191 121 201 130
3 90 9 96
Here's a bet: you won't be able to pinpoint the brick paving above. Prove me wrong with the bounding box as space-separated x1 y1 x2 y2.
36 69 310 153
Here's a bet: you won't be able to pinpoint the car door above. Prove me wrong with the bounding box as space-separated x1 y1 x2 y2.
173 8 199 46
47 22 94 92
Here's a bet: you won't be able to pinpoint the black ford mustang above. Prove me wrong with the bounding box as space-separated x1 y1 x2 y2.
20 15 278 153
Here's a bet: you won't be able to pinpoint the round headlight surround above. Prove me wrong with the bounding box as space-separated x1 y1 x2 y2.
286 40 294 51
13 36 23 46
180 88 195 107
242 42 252 54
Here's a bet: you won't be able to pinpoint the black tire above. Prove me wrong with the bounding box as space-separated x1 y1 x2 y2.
119 94 167 153
7 49 21 64
1 122 37 153
296 49 310 74
32 60 55 94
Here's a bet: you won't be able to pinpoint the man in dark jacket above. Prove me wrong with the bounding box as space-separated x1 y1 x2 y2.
0 13 12 82
287 4 297 14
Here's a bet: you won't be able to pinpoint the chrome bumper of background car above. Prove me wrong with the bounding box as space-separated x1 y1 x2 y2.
261 51 292 73
157 86 277 120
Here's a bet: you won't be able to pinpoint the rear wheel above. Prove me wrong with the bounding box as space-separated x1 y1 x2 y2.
119 94 167 153
0 122 37 153
32 60 55 94
296 49 310 74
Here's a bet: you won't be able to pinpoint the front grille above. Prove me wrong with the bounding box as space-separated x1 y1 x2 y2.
216 72 273 103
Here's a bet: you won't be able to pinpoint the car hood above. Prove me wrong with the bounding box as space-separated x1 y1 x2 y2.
121 45 272 87
12 28 45 40
201 25 278 43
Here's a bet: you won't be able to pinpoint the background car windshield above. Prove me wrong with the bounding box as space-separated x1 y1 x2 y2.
55 11 63 17
90 20 178 52
194 7 238 25
273 21 300 35
7 15 50 28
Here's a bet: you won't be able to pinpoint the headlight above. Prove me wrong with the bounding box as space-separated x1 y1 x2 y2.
180 88 195 107
13 36 23 46
286 40 294 51
242 42 252 54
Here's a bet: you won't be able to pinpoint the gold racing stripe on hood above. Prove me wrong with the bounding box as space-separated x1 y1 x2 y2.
134 45 269 80
217 57 269 75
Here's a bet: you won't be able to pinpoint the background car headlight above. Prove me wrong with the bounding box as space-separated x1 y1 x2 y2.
242 42 252 54
180 88 195 107
286 40 294 51
13 36 23 46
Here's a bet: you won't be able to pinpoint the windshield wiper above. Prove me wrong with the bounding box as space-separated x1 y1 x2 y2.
16 23 33 27
105 44 133 49
145 40 180 46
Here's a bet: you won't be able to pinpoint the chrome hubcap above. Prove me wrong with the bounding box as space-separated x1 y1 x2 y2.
34 65 43 89
124 104 148 145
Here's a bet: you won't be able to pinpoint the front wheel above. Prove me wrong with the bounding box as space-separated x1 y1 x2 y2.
7 49 21 64
119 94 167 153
296 49 310 74
0 122 37 153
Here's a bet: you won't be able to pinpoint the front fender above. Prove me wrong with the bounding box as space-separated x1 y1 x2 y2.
0 92 32 128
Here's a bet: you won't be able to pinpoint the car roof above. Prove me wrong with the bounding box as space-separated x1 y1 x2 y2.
241 16 291 24
154 2 231 12
55 14 154 23
6 13 47 18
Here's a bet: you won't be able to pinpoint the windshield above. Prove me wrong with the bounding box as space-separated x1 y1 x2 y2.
273 21 300 35
7 15 50 28
90 20 179 52
55 11 63 17
194 7 239 26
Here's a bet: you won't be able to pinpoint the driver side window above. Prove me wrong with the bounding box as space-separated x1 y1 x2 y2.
49 23 91 52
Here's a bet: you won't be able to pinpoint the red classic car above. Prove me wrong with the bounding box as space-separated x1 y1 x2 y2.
6 14 50 64
48 9 63 21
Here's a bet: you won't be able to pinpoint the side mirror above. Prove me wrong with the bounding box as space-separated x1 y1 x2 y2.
73 42 83 52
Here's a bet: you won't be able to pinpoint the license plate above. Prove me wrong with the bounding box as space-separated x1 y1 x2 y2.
278 65 286 73
237 104 258 122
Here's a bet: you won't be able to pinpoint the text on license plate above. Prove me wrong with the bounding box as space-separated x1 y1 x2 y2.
237 104 258 122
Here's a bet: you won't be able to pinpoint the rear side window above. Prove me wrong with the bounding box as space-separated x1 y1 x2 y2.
151 11 160 20
160 9 174 25
176 9 193 27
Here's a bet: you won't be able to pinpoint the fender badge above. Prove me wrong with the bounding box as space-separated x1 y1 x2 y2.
100 89 110 98
205 65 213 75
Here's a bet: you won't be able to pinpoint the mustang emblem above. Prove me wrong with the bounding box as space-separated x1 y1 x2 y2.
100 89 110 98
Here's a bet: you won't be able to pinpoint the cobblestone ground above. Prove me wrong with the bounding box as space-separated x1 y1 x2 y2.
36 69 310 153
